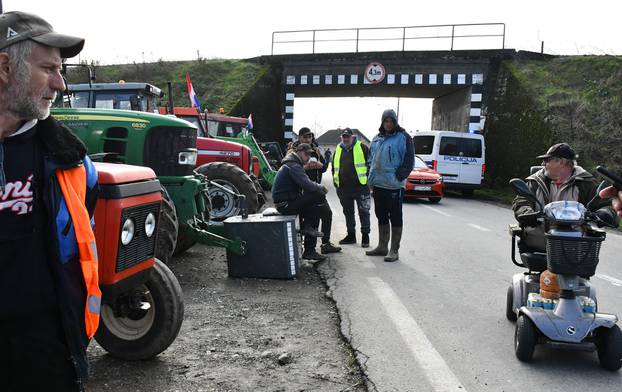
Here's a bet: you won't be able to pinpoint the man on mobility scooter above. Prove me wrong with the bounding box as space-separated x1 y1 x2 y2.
507 143 621 369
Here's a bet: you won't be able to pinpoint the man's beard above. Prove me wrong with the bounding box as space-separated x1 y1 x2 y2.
4 66 53 120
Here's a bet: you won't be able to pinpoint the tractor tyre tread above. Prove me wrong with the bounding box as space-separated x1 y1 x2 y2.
95 259 184 361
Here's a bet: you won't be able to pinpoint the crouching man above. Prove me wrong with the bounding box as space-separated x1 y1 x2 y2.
271 143 329 261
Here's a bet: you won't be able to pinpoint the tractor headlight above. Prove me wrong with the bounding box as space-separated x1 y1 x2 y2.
178 149 197 165
145 212 156 238
121 218 135 245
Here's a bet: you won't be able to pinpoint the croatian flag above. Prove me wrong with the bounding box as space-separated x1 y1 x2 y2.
247 113 254 130
186 73 201 110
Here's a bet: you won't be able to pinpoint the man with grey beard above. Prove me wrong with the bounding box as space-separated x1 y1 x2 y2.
0 11 99 391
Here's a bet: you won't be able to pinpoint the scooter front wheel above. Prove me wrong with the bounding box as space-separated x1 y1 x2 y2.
596 324 622 371
515 315 537 361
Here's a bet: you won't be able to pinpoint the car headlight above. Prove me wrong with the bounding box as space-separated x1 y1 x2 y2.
178 149 198 165
437 176 444 183
121 218 135 245
145 212 156 238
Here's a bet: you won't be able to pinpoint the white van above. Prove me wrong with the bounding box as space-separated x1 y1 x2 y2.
413 131 485 195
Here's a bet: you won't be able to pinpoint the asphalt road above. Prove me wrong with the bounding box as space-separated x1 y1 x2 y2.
319 184 622 392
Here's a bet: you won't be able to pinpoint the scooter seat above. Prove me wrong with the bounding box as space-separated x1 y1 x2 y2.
520 252 548 272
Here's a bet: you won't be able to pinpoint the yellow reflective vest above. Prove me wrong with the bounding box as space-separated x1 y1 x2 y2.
333 140 368 187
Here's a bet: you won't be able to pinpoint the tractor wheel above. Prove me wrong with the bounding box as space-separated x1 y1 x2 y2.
596 325 622 371
155 186 178 264
95 259 184 360
250 174 266 210
197 162 260 221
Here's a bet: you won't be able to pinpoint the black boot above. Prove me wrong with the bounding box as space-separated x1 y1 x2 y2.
320 242 342 254
361 233 370 248
302 249 327 261
339 233 356 245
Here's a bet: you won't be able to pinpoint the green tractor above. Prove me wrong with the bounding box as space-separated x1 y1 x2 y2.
51 107 247 262
63 81 279 189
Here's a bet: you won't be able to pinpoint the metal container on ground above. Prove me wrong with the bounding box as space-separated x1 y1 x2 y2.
224 213 299 279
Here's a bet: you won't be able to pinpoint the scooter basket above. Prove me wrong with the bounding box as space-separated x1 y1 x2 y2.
545 233 605 277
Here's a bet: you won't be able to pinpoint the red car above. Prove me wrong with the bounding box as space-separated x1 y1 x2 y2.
404 155 444 203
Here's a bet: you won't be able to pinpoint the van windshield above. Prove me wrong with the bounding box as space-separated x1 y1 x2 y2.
414 135 434 154
439 137 482 158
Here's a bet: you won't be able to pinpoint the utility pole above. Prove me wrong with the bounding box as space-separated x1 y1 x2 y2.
1 1 4 13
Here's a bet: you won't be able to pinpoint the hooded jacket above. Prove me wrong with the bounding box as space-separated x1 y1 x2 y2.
512 166 618 222
1 116 98 387
367 109 414 190
271 152 325 202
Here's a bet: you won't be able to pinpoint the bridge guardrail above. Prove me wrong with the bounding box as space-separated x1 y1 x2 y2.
271 23 505 55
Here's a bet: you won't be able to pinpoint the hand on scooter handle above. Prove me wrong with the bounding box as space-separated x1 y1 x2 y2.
516 210 540 227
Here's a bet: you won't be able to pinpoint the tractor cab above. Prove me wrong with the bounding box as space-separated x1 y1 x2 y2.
63 82 163 113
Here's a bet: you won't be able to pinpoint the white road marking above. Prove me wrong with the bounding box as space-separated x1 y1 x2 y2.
367 277 467 392
422 205 452 217
467 223 491 232
596 274 622 287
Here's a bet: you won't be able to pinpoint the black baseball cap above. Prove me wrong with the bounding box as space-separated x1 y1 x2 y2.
295 143 313 153
537 143 576 160
0 11 84 58
341 128 353 137
298 127 312 137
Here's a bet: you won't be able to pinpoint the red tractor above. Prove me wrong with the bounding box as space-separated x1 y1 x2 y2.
93 162 183 359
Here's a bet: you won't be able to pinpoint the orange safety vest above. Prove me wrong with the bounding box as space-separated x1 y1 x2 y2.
56 165 101 339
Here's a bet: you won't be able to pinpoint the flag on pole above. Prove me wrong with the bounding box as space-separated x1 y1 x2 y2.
186 73 201 110
247 113 254 130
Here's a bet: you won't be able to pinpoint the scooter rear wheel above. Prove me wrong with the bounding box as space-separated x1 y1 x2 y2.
596 325 622 371
506 285 517 322
515 315 537 361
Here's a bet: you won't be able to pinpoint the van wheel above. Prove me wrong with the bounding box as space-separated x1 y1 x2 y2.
462 189 474 197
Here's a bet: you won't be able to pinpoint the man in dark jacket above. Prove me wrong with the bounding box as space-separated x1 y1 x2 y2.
366 109 414 262
332 128 371 247
288 127 341 254
513 143 618 248
0 11 98 391
272 143 329 260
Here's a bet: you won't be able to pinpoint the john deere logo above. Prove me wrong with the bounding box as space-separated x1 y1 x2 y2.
364 62 386 84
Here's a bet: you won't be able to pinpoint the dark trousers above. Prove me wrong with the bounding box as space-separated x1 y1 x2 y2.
0 313 80 391
372 186 404 227
277 192 325 248
337 186 371 235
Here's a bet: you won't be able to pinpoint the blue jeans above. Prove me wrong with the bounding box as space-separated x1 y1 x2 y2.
372 186 404 227
337 186 371 235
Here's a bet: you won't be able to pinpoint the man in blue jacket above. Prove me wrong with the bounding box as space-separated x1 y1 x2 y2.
0 11 98 391
366 109 414 262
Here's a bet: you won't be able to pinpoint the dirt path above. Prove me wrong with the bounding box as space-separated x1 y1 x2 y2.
88 245 366 392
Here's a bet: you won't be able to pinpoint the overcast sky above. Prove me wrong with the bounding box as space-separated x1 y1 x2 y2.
7 0 622 138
